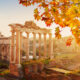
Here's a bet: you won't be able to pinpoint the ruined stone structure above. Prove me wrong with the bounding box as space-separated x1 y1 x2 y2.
0 33 10 61
1 21 80 76
0 32 29 61
9 21 54 62
9 21 53 76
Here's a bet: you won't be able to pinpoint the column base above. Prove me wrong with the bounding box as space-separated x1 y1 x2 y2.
9 63 23 78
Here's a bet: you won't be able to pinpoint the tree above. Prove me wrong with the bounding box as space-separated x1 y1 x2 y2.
19 0 80 45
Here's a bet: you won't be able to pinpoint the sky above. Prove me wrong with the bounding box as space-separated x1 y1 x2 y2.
0 0 72 37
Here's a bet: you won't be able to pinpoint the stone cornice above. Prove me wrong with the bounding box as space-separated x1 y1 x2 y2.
9 21 52 34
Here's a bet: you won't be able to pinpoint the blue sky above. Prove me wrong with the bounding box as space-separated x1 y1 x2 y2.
0 0 72 37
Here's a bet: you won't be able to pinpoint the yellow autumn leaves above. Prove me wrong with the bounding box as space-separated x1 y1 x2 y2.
34 8 41 20
19 0 80 44
66 5 80 18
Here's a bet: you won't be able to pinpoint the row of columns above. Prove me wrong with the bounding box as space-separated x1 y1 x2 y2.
10 30 53 64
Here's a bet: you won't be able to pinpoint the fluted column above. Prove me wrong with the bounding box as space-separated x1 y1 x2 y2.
33 33 36 59
10 30 15 63
26 32 29 61
44 33 47 58
49 33 53 59
15 30 21 64
38 33 41 58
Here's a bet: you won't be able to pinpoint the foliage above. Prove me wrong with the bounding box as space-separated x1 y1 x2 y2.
0 60 9 69
19 0 80 45
21 77 26 80
22 58 50 67
0 60 9 77
42 58 50 64
22 59 38 66
0 69 10 77
55 27 61 39
66 38 73 46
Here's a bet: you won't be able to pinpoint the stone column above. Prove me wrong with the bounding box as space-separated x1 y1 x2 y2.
44 33 47 58
9 27 22 77
26 32 29 61
0 44 1 60
15 30 21 64
4 45 6 59
33 32 36 59
20 32 22 63
2 45 4 60
6 46 8 60
49 33 54 59
10 30 15 63
38 33 41 58
7 45 10 61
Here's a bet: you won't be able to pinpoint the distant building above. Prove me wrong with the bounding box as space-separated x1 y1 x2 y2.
53 36 80 54
0 32 28 61
0 32 10 60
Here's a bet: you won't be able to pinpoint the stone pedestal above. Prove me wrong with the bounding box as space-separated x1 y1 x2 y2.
10 63 23 77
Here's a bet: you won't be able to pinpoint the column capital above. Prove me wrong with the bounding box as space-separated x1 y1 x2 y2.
11 30 15 33
43 33 47 36
26 32 29 34
32 32 36 34
15 29 20 33
38 33 41 35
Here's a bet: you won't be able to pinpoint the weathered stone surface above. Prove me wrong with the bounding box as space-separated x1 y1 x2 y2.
10 64 23 78
10 64 19 77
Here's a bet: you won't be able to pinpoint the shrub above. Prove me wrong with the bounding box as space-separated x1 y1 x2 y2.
0 60 9 69
42 59 50 65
